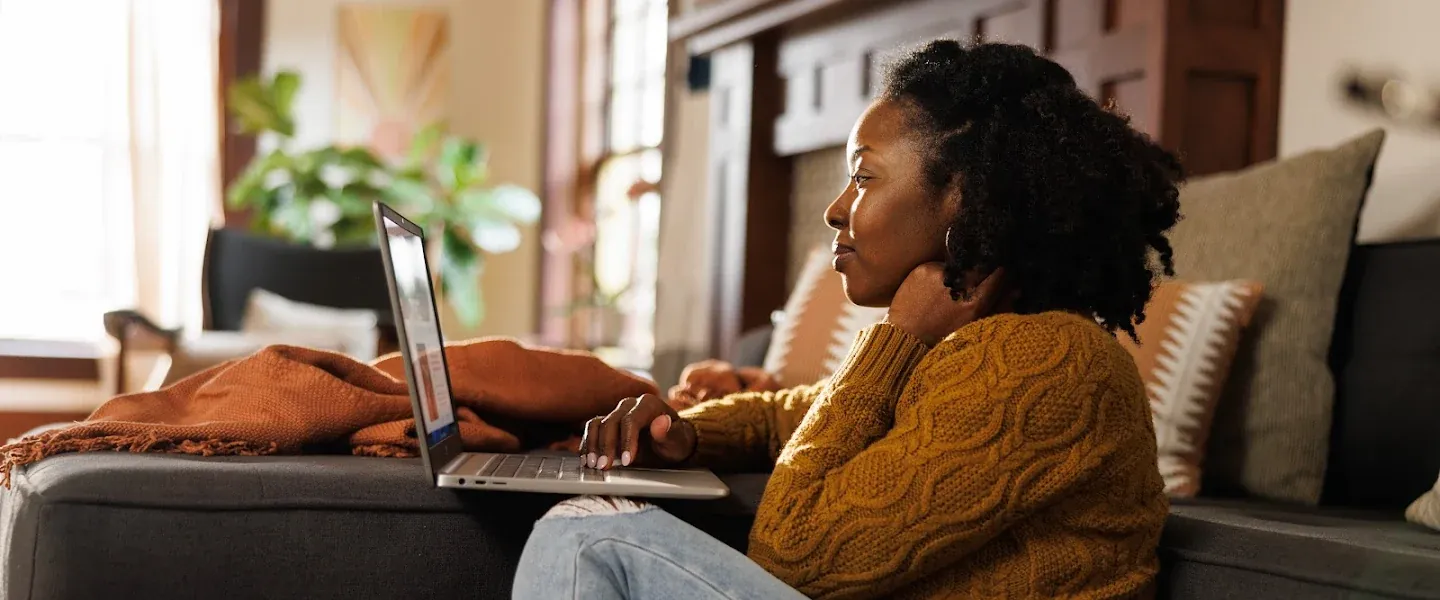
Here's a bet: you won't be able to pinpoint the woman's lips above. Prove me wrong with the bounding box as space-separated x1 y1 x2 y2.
832 243 856 270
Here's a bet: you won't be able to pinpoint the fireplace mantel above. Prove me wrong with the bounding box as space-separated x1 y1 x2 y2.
671 0 1285 359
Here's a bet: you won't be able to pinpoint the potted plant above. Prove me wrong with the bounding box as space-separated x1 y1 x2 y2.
225 70 540 327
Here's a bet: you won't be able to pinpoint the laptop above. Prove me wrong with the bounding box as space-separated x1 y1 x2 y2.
373 202 730 500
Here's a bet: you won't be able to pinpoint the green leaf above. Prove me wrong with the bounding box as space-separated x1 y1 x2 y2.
272 199 313 243
469 219 523 254
459 184 541 224
330 214 378 247
227 149 287 208
337 146 384 171
440 228 484 327
437 138 482 191
406 122 446 169
270 71 301 122
331 186 375 215
386 177 437 215
227 78 280 136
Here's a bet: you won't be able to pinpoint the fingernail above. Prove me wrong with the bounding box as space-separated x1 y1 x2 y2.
621 451 631 466
586 453 596 468
597 455 609 469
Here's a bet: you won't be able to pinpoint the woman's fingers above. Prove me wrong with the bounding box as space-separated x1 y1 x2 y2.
619 394 673 467
579 417 602 468
594 397 636 470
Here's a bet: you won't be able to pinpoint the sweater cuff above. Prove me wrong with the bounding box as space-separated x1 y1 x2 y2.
829 323 930 398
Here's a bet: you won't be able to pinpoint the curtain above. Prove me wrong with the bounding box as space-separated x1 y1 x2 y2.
123 0 223 332
0 0 218 342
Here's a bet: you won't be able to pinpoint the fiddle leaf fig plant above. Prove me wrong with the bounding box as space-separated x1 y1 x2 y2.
223 70 540 328
389 122 542 327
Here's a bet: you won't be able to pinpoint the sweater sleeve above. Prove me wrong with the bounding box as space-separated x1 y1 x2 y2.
678 382 824 472
749 319 1128 599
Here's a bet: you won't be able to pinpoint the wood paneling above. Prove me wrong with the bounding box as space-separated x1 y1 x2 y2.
773 0 1043 156
706 38 793 359
1163 0 1285 174
1190 0 1261 27
1051 0 1283 174
1181 73 1255 175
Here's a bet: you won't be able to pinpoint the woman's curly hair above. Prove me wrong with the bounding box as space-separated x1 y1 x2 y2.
882 39 1184 340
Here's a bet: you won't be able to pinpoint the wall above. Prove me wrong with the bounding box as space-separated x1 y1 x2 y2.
1281 0 1440 242
263 0 545 338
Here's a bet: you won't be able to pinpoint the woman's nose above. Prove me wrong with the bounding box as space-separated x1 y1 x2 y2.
824 190 849 231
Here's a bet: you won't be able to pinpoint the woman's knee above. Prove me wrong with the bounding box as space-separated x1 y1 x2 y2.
540 495 653 520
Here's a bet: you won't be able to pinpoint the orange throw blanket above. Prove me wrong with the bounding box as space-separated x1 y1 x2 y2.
0 339 656 485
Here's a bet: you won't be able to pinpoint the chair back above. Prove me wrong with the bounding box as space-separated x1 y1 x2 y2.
202 228 392 331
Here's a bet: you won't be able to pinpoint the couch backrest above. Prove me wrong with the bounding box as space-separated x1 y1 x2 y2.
1324 238 1440 508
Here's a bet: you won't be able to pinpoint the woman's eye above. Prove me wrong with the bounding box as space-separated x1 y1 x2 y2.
851 174 871 186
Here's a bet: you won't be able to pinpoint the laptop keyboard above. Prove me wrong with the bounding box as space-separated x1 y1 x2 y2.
478 455 602 482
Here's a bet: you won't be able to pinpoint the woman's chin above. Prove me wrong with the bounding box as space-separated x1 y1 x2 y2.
839 278 892 308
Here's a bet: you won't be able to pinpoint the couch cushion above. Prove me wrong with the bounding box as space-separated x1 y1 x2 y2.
1116 279 1264 498
1159 499 1440 599
1326 239 1440 510
1168 129 1386 505
0 453 767 600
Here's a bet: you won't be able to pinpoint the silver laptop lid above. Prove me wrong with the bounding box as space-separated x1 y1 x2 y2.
373 202 463 479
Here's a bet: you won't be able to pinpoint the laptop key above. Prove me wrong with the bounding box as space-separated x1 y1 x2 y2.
493 456 524 478
537 458 561 479
516 457 544 479
476 456 500 477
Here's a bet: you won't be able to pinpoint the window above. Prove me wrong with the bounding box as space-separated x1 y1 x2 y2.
0 0 131 342
585 0 667 368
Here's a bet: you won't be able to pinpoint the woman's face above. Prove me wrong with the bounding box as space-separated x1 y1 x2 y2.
825 98 957 307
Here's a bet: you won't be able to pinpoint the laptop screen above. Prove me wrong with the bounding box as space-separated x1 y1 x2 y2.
381 214 459 447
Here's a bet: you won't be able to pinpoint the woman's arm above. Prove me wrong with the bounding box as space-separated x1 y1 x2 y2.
679 382 824 472
749 316 1140 599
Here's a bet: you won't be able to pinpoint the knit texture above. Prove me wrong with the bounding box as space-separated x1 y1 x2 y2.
0 339 657 485
682 312 1168 599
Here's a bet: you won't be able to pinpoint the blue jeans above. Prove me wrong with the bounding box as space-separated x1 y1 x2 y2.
512 497 807 600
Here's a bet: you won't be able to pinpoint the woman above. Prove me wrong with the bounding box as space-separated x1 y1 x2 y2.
513 39 1181 599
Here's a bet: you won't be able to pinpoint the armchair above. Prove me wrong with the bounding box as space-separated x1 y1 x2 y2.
103 228 396 394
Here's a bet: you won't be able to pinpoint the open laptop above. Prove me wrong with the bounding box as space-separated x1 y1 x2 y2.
373 202 729 499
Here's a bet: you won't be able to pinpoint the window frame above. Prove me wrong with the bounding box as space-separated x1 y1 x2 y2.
539 0 672 359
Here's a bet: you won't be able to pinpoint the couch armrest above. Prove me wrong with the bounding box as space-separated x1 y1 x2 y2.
103 309 180 395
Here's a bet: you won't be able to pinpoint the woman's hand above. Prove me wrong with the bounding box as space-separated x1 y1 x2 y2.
580 393 698 470
886 263 1011 346
667 359 780 409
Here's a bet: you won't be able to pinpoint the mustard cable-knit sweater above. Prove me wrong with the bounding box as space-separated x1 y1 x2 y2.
679 311 1168 599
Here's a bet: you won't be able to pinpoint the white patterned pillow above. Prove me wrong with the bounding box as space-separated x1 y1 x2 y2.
763 246 887 387
1117 279 1264 498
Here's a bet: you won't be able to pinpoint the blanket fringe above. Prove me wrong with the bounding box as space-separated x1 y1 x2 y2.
352 444 416 458
0 430 279 488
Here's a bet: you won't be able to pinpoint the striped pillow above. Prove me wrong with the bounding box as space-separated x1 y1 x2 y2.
1119 279 1264 497
762 246 886 387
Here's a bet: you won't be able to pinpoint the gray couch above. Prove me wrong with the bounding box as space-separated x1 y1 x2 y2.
2 240 1438 599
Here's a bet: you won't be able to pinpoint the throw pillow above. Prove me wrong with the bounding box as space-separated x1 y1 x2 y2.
1407 472 1440 532
1167 129 1386 504
241 288 380 360
1117 279 1264 498
762 246 886 387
